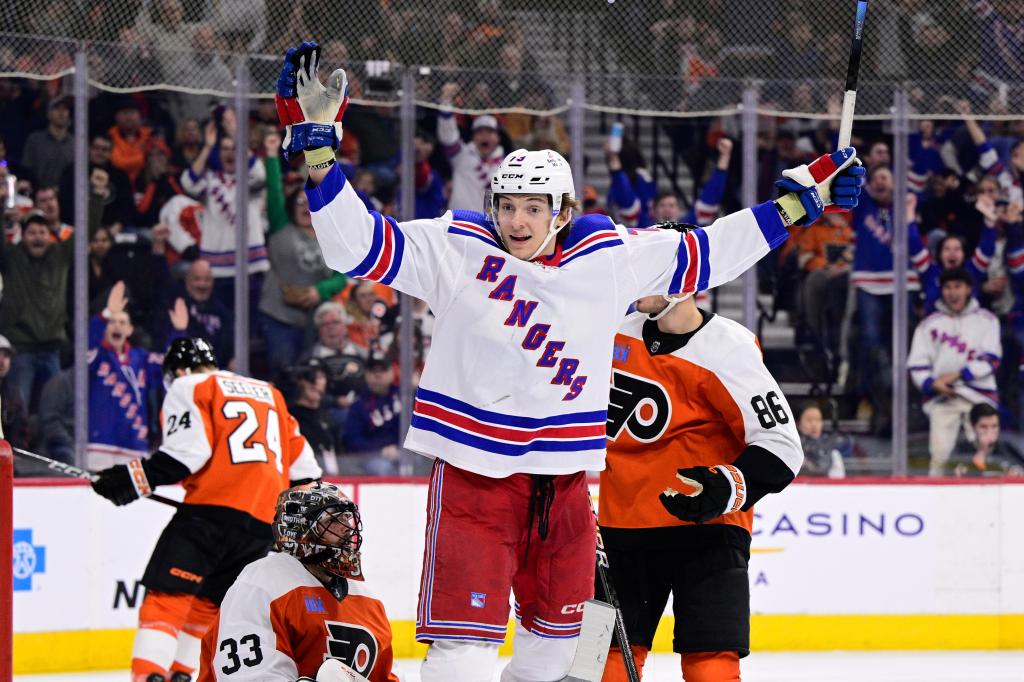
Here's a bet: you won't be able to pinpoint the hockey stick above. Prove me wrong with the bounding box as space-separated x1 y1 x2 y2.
837 0 869 148
591 503 641 682
12 447 180 508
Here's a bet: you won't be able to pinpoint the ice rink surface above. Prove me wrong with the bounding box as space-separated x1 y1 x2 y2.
15 651 1024 682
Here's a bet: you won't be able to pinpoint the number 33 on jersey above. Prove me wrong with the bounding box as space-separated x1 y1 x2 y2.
160 370 321 523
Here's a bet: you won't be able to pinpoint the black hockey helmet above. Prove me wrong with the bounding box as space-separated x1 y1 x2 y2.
274 482 363 584
162 337 218 387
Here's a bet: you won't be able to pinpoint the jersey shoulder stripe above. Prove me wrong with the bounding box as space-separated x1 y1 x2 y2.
346 212 406 285
449 220 501 248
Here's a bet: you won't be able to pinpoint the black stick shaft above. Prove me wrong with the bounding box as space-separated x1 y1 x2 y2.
594 516 640 682
13 447 180 508
845 0 868 92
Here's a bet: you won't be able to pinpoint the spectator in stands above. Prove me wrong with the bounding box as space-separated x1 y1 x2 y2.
344 355 402 476
37 368 73 463
0 80 37 164
0 334 29 449
33 186 73 242
133 137 182 227
978 1 1024 88
862 140 891 172
171 118 204 174
306 301 366 428
849 170 925 429
60 133 136 231
0 211 82 409
260 189 348 375
409 128 445 219
949 403 1024 477
85 226 116 310
169 27 234 125
918 169 982 249
915 192 999 313
344 281 385 359
20 95 73 189
1004 205 1024 428
86 281 187 468
168 259 233 369
108 98 156 184
795 403 847 478
180 121 269 321
795 211 855 345
909 268 1002 476
284 358 341 476
438 81 504 212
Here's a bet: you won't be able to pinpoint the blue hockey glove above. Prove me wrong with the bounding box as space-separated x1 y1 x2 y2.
775 147 864 225
275 41 349 161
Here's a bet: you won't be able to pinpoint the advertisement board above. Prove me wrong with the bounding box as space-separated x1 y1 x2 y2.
12 479 1024 673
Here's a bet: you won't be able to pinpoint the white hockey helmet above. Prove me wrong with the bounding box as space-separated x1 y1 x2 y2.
489 149 576 260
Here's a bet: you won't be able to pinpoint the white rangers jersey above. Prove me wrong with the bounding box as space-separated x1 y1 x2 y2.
305 164 789 477
908 298 1002 411
198 552 398 681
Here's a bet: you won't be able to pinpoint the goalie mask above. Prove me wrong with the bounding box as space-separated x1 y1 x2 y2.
645 222 698 321
274 482 363 587
488 148 575 261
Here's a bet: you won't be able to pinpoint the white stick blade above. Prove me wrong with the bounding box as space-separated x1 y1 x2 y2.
564 599 617 682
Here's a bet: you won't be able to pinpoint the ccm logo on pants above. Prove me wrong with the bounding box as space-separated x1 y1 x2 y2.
560 602 586 615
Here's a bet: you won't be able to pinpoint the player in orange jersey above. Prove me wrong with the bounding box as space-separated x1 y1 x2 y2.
198 482 398 682
92 337 323 682
598 224 804 682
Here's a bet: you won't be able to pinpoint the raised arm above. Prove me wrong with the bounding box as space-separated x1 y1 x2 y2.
628 148 865 300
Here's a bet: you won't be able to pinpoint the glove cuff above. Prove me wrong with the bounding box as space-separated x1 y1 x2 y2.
714 464 746 515
127 458 153 498
305 146 335 168
775 193 806 226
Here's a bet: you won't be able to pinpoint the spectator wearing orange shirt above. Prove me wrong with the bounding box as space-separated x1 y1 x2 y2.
108 98 155 183
793 212 855 348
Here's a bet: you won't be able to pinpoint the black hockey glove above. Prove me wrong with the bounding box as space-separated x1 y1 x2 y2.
92 459 153 506
658 464 747 524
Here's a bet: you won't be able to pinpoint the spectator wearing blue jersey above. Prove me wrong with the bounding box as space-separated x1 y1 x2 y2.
343 355 402 476
848 170 928 428
86 281 187 469
913 193 999 313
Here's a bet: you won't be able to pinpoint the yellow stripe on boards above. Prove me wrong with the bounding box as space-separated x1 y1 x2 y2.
14 615 1024 674
14 628 136 674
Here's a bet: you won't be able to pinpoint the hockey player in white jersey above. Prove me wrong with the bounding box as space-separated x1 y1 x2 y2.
275 42 865 682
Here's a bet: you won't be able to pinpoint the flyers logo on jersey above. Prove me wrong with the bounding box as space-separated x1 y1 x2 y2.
325 621 378 676
606 369 672 443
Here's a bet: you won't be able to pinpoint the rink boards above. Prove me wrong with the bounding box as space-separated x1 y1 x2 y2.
11 478 1024 673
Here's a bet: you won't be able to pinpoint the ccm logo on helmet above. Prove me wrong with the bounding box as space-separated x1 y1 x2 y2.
501 173 524 179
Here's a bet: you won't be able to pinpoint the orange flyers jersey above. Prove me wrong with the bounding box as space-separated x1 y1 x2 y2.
198 552 399 681
600 312 802 534
159 370 322 523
